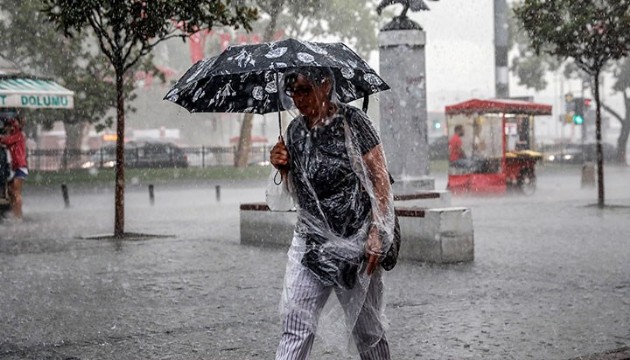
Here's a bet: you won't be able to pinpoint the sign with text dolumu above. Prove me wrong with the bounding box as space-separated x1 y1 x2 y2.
0 75 75 109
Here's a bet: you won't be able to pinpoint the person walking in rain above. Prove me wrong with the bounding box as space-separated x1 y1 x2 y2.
0 116 28 221
269 67 395 360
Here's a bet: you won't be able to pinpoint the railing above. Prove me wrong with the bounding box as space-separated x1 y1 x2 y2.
26 145 271 171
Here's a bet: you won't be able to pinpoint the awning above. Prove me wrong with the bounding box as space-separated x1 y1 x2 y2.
445 98 552 116
0 74 74 109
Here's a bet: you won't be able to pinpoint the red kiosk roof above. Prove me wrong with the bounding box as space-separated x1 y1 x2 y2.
445 98 552 116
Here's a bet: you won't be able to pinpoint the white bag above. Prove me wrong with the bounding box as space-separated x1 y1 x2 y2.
265 169 295 211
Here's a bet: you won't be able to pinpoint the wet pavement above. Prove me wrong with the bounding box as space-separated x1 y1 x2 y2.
0 165 629 359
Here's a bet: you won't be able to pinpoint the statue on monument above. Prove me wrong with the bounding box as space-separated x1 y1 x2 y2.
376 0 438 18
376 0 438 30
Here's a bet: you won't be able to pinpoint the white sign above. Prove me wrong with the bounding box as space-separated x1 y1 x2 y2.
0 94 74 109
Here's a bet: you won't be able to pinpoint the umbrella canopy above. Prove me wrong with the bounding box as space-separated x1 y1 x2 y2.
164 38 390 115
0 74 74 109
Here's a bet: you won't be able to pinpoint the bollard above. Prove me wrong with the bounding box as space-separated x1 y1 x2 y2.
148 184 155 206
201 146 205 168
215 185 221 202
61 184 70 208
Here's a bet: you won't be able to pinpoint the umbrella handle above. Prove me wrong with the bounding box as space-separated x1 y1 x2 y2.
277 109 283 143
275 69 283 142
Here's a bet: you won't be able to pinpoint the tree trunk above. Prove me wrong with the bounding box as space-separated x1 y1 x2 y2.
234 113 254 167
601 100 629 165
233 1 283 168
63 122 86 168
617 120 629 164
114 68 125 237
616 95 630 164
593 70 605 208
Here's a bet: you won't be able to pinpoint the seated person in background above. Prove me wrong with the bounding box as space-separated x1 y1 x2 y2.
449 125 470 169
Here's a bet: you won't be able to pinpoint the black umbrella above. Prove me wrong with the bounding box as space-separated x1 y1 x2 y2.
164 38 390 135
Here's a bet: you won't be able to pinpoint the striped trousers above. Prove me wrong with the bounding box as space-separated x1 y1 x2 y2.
275 237 390 360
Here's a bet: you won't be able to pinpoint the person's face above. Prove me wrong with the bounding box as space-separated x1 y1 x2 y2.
8 121 18 133
285 74 331 118
457 127 465 137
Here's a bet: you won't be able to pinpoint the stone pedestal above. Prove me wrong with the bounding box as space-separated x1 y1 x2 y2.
379 22 434 192
241 199 475 265
398 207 474 263
240 204 295 247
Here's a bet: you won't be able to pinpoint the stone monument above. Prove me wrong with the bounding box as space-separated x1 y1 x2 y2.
377 0 436 192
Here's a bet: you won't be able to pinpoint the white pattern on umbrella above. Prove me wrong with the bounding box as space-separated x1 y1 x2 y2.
165 88 179 101
215 83 236 107
341 67 355 79
252 86 264 100
303 42 328 55
192 88 205 102
265 80 278 94
297 52 315 63
231 49 256 68
265 47 288 58
187 57 216 83
364 73 383 86
341 85 355 100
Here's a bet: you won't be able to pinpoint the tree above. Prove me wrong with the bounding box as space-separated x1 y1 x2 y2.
0 0 120 165
233 0 380 168
507 10 562 92
509 5 630 165
43 0 258 237
514 0 630 208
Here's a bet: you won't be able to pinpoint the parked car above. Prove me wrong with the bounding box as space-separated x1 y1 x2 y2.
83 141 188 169
582 142 617 163
82 145 116 169
540 143 616 164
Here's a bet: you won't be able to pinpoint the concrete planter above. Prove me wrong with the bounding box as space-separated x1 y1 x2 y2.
240 197 474 264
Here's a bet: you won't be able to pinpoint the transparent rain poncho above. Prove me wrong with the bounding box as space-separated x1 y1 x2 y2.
266 69 396 355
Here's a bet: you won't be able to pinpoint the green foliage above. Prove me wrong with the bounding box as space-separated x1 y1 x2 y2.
508 7 562 91
251 0 378 57
514 0 630 75
0 0 118 130
511 55 552 91
287 0 379 58
42 0 258 72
